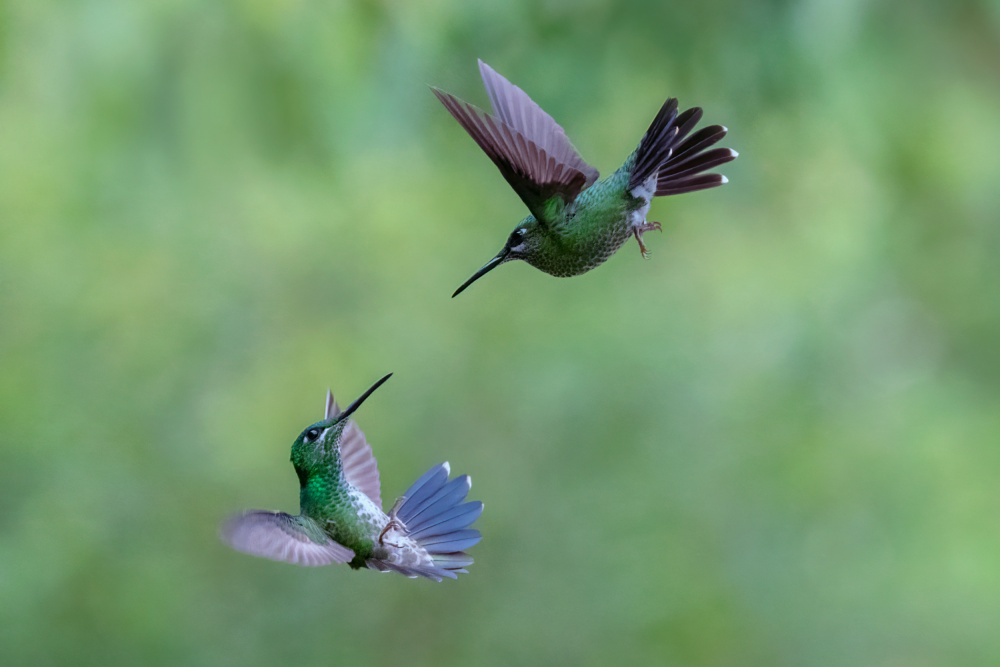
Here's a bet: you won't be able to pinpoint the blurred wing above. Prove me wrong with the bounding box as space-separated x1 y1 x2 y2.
326 391 382 508
221 511 354 566
433 60 599 221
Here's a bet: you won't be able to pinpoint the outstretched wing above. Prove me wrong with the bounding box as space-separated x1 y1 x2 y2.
221 511 355 566
433 60 599 222
326 391 382 508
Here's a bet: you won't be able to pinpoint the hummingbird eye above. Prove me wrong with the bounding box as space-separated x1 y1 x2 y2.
509 229 526 247
305 427 322 442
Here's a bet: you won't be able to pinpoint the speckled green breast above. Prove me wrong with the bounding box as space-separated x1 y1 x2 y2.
530 172 641 277
527 218 633 276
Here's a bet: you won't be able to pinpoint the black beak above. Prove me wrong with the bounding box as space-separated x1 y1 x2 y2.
452 249 509 298
337 373 392 422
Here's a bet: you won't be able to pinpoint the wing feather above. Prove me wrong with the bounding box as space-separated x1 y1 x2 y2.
478 60 599 187
433 60 599 221
221 511 354 566
325 391 382 508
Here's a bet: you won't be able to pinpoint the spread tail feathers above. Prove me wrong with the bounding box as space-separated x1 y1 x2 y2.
629 99 737 196
369 462 483 581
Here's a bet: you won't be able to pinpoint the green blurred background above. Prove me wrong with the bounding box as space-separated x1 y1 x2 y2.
2 0 999 664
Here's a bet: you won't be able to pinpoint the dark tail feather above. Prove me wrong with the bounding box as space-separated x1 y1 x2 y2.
658 146 735 182
390 462 484 581
673 107 704 141
657 173 728 195
630 99 736 195
629 98 680 191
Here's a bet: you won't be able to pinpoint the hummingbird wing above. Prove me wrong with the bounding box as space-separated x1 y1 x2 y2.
476 60 600 190
221 511 355 566
433 60 599 223
326 391 382 508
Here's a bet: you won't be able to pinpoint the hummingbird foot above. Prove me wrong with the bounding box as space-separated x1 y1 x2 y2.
378 497 409 548
633 221 662 259
378 518 408 548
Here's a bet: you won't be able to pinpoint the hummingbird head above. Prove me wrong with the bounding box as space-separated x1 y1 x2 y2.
452 217 543 297
290 374 392 468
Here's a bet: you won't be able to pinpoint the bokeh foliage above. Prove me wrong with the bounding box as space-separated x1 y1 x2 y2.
2 0 999 664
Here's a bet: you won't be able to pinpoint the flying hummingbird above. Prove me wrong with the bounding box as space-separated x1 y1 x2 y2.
222 374 483 581
434 60 738 297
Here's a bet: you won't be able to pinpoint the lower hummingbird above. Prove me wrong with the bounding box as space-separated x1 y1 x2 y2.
435 60 738 297
222 374 483 581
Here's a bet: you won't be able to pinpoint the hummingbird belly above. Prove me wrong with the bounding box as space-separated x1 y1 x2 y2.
325 490 387 559
532 211 635 277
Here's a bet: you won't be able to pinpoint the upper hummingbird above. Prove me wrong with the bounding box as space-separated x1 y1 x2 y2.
434 60 738 297
221 374 483 581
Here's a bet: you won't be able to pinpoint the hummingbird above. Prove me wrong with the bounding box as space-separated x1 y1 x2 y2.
434 60 738 297
222 373 483 581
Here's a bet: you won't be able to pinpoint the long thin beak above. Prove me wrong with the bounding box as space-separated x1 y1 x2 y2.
337 373 392 422
452 249 509 298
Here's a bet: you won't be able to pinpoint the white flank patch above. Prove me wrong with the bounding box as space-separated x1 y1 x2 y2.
630 178 656 203
628 175 655 231
628 201 652 233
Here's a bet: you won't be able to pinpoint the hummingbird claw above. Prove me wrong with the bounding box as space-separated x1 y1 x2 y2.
378 497 409 548
378 517 407 549
633 221 662 259
634 229 650 258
